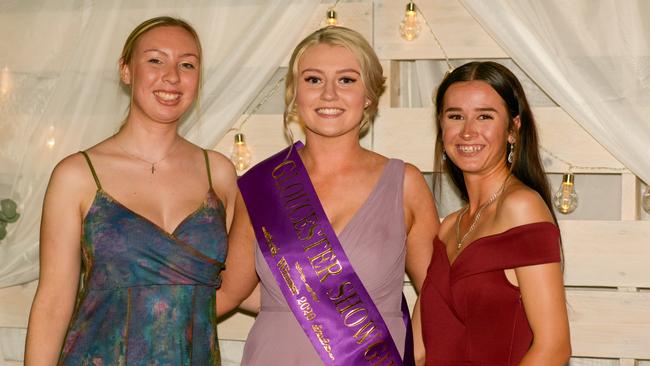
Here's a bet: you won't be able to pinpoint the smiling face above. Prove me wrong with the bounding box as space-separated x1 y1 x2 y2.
120 25 200 125
441 80 519 176
295 43 369 139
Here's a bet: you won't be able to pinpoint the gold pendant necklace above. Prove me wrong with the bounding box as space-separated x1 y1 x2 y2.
455 175 511 250
117 137 179 174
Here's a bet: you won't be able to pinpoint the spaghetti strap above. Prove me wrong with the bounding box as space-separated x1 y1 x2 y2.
202 149 213 188
80 151 102 190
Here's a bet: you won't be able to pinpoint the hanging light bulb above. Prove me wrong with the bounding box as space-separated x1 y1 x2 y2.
553 173 578 214
326 9 338 26
642 185 650 214
399 2 421 41
46 125 56 149
231 132 252 172
0 66 11 96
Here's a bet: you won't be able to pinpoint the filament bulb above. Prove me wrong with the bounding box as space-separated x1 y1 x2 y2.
230 132 252 172
326 9 338 26
399 2 421 41
553 173 578 214
46 125 56 149
0 66 11 96
642 185 650 214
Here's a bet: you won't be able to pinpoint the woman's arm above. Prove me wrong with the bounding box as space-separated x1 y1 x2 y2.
502 185 571 364
217 191 260 316
402 163 440 365
517 262 571 365
24 156 89 365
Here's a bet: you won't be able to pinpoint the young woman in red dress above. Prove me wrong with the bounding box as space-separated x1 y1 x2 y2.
420 61 571 365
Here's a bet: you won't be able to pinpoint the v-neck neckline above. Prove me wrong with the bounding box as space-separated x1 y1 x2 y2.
332 159 394 238
90 188 220 237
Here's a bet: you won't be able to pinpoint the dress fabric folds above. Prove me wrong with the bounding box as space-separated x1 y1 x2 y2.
60 151 226 366
421 222 561 366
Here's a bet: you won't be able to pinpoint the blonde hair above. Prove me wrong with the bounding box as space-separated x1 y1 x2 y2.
284 26 385 136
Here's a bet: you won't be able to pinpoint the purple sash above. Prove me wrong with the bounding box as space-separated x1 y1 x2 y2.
238 142 411 365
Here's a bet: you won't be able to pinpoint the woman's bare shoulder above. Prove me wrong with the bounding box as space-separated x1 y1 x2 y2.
498 179 554 227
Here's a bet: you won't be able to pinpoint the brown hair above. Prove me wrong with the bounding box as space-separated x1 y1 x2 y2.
284 26 385 137
434 61 558 225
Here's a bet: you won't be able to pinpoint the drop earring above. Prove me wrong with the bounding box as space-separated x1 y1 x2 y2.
507 142 515 164
442 150 447 161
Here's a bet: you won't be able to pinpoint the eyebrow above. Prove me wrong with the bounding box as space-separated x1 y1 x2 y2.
301 68 361 75
444 107 499 113
143 49 199 59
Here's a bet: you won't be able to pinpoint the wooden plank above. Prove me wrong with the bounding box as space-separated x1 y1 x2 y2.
620 174 640 220
535 107 626 173
619 359 638 366
566 290 650 359
379 60 401 109
560 220 650 288
218 312 256 342
374 0 507 60
372 107 436 171
0 281 36 328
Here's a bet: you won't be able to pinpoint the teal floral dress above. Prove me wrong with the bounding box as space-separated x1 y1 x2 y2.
59 151 225 365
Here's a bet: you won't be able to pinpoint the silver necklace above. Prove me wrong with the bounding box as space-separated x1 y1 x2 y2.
117 137 179 174
455 175 511 250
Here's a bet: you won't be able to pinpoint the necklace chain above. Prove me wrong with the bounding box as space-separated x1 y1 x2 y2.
455 175 511 250
116 136 179 174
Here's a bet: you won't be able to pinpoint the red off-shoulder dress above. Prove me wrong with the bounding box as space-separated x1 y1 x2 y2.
420 222 561 366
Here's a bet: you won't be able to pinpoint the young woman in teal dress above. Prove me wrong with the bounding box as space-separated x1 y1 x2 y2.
25 16 237 365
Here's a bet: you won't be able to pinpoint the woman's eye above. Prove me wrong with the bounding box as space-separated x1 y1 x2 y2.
148 58 162 64
304 76 321 84
339 77 357 84
446 114 463 120
180 62 196 70
478 114 494 120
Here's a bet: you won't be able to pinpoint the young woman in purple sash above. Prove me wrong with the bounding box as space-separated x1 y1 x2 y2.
420 61 571 365
25 17 236 365
218 26 439 365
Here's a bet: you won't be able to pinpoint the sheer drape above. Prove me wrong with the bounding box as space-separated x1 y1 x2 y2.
0 0 319 287
459 0 650 184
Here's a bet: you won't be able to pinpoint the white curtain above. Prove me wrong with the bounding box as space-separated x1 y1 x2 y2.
459 0 650 184
0 0 319 287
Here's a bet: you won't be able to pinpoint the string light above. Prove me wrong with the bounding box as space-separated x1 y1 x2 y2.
399 2 421 41
229 75 285 172
326 9 338 26
0 66 11 96
45 125 56 149
407 2 453 72
540 146 634 215
540 145 627 173
231 133 252 171
553 172 578 214
324 0 342 26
